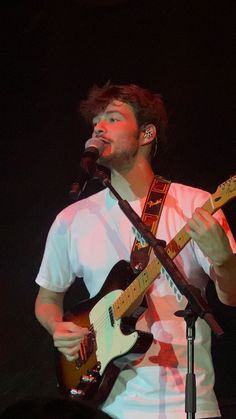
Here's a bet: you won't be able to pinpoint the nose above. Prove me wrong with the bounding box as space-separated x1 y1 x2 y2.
93 120 106 137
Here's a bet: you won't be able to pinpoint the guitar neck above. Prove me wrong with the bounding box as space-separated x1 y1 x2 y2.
166 197 215 259
113 177 236 320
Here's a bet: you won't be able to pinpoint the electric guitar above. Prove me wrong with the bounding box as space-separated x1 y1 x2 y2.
56 176 236 405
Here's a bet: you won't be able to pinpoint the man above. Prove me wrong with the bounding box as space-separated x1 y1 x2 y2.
35 83 236 419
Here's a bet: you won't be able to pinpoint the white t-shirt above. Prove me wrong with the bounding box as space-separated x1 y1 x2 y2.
35 182 236 419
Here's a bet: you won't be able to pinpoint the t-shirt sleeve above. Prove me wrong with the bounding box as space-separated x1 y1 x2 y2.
35 214 76 292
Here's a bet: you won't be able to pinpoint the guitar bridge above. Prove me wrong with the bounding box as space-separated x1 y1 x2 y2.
81 362 101 383
81 373 97 383
69 362 102 401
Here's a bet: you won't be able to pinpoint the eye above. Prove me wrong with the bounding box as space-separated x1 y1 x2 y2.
109 116 119 123
92 120 98 127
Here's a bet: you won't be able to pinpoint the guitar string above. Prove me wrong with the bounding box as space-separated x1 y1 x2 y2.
82 236 183 339
85 263 159 338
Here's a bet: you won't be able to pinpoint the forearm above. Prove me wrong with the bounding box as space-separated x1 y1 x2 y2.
35 288 88 362
35 288 65 335
211 253 236 306
35 301 63 335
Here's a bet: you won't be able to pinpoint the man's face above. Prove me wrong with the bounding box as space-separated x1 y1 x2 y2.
92 100 141 170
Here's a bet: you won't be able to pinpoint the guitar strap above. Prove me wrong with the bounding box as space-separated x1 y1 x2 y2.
130 175 171 273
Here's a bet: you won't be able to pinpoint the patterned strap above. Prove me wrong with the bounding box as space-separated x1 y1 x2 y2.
130 176 171 273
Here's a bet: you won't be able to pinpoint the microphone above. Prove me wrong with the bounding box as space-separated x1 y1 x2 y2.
69 138 104 200
80 137 104 171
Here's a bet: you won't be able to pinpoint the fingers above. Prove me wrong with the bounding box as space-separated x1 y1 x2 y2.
53 321 89 362
185 207 216 250
64 353 78 362
186 208 216 235
185 208 232 264
54 321 88 340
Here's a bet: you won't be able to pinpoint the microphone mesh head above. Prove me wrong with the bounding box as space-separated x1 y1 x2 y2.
85 138 104 155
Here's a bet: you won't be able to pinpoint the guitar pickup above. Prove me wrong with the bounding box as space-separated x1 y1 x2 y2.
109 306 115 327
75 331 96 369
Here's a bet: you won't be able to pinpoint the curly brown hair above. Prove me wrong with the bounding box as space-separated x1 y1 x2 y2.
79 82 168 145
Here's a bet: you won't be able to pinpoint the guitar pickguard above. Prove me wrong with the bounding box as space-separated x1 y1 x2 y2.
90 290 139 375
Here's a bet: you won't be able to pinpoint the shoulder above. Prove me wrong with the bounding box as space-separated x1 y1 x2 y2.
169 182 210 202
60 188 106 216
166 182 211 217
52 188 107 231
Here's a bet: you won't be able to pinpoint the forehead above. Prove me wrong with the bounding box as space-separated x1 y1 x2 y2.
95 100 136 119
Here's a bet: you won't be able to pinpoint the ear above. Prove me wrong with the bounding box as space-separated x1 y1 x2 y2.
139 124 157 146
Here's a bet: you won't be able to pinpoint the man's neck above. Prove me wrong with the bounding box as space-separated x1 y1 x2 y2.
109 159 155 203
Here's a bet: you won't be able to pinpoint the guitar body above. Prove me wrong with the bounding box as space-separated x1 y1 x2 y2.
56 260 153 405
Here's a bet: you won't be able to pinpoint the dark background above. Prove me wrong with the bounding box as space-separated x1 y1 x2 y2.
1 0 236 417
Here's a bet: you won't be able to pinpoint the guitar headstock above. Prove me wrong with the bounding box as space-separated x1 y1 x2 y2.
212 175 236 209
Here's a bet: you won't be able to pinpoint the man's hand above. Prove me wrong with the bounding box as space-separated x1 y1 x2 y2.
53 321 89 362
186 207 233 265
35 287 90 360
186 207 236 306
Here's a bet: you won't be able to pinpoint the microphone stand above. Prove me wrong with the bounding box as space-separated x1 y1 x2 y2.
96 169 224 419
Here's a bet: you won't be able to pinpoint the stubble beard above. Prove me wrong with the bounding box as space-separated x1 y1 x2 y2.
98 147 139 173
98 132 140 173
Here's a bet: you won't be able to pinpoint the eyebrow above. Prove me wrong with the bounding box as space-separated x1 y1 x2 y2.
92 110 125 123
